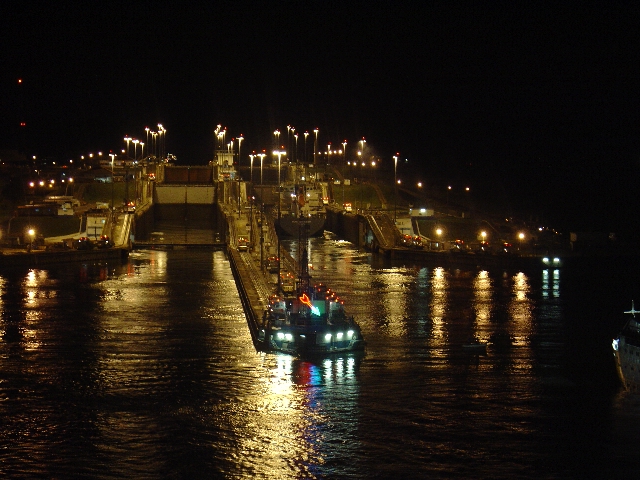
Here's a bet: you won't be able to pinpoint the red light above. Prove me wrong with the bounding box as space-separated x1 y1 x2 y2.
20 122 26 127
18 78 22 84
299 293 313 308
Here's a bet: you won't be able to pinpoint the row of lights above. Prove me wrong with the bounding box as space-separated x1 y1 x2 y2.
275 330 355 342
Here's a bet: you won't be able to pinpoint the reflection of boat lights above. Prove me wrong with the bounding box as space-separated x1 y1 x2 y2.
542 257 561 265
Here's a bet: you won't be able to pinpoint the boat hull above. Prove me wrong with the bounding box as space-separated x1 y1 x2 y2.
257 324 365 356
275 215 325 237
613 334 640 391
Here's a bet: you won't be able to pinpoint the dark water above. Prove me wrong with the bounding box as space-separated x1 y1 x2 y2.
1 235 640 479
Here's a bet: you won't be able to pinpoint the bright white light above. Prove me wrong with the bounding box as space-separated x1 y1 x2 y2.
553 257 560 264
337 332 344 340
325 333 332 341
284 333 293 341
347 330 354 339
277 332 284 339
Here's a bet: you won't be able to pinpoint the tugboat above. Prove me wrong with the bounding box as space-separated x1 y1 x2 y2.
612 300 640 390
257 215 365 356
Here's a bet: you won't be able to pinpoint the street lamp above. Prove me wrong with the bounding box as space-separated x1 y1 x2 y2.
150 131 157 158
132 139 139 160
257 151 266 271
294 133 298 164
249 153 255 185
342 140 347 165
65 177 74 196
274 129 280 150
158 124 165 159
273 149 286 294
237 135 244 168
145 126 150 150
257 152 266 186
124 136 132 158
28 228 35 251
109 153 116 211
393 154 399 224
304 131 309 164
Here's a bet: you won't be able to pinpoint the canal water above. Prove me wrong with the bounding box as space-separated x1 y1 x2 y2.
1 233 639 479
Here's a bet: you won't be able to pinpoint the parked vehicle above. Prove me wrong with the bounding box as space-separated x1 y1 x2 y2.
266 256 279 273
237 236 249 252
451 239 467 253
95 235 113 248
74 237 93 250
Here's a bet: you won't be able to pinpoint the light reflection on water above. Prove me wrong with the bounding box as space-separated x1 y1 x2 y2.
0 240 638 478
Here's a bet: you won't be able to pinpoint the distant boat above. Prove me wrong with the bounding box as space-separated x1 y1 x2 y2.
275 177 326 237
276 214 325 237
612 300 640 390
462 341 487 355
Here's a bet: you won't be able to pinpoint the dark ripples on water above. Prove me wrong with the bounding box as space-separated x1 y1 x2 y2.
0 241 640 478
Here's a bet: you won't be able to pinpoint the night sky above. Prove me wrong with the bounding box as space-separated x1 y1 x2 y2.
2 2 639 236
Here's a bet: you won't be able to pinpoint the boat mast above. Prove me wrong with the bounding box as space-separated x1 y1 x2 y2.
296 204 311 296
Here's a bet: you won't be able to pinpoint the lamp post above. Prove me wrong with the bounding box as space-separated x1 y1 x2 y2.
133 139 139 160
249 153 255 185
274 150 286 293
217 132 224 157
294 133 298 164
158 125 163 159
145 127 149 151
342 140 347 165
109 153 116 211
257 152 266 187
124 136 132 158
393 154 399 224
28 228 35 251
65 177 74 196
138 142 144 202
158 124 166 160
313 128 319 165
258 152 266 271
304 131 309 164
274 150 286 207
274 129 280 151
237 135 244 168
